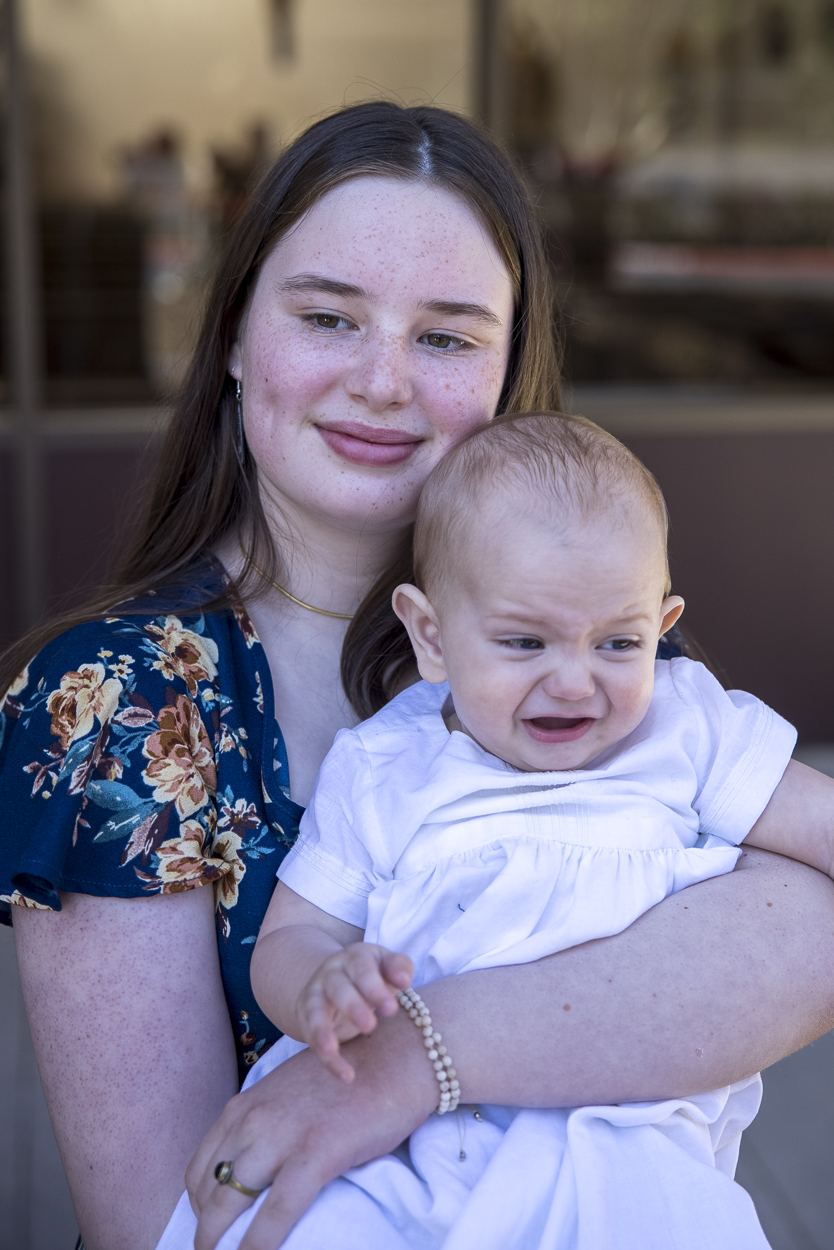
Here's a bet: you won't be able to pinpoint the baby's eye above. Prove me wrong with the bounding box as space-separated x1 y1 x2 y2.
420 331 470 352
598 637 639 652
499 637 543 651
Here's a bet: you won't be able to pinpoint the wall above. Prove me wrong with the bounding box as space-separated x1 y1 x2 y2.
629 429 834 740
2 397 833 741
24 0 473 203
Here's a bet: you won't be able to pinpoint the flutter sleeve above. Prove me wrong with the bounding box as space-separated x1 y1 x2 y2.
277 726 382 928
668 657 797 845
0 613 237 918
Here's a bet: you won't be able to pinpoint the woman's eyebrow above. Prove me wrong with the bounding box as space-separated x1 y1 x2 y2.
278 277 502 327
279 274 366 299
420 299 503 326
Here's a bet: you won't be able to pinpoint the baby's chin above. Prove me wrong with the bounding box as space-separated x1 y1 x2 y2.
476 718 617 773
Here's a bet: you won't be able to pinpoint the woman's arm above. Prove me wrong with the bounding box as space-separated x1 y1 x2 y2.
428 846 834 1107
14 886 238 1250
189 849 834 1250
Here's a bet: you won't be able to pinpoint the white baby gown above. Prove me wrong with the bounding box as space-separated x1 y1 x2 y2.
158 659 795 1250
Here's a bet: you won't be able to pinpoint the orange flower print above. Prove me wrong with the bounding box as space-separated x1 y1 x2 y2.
232 601 259 649
212 826 245 912
2 889 51 911
46 663 123 749
2 663 30 720
144 617 219 695
4 664 30 702
150 820 227 893
218 797 261 840
141 694 217 818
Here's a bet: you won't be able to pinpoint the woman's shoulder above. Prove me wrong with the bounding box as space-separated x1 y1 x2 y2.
6 612 208 724
0 591 288 912
0 568 270 805
4 563 261 715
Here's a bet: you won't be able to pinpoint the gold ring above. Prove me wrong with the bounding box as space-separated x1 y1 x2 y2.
214 1160 265 1198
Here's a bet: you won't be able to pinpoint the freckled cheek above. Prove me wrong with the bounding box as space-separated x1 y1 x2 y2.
246 329 340 404
427 363 507 437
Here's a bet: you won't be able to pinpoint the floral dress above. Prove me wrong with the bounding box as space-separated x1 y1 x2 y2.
0 566 303 1081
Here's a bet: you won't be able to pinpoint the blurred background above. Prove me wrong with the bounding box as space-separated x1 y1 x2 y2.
0 1 832 1247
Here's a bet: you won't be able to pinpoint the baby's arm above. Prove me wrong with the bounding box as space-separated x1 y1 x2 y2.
743 759 834 876
250 881 413 1081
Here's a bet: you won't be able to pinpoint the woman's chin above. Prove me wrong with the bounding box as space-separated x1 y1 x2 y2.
273 481 420 537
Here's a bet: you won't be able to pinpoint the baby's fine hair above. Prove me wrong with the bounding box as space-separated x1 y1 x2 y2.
413 412 671 597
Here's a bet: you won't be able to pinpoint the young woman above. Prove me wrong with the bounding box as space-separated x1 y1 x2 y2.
1 103 832 1250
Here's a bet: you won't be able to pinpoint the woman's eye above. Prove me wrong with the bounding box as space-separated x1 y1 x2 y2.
305 312 352 331
500 637 543 651
421 332 469 352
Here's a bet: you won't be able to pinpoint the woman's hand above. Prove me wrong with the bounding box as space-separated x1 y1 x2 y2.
187 1009 436 1250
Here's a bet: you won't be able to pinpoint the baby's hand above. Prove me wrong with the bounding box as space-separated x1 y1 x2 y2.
297 943 414 1082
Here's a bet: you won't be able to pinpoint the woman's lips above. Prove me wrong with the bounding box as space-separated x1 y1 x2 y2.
316 421 423 467
522 716 595 744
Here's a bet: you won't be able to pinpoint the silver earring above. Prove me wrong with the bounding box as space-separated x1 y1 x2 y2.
234 378 245 466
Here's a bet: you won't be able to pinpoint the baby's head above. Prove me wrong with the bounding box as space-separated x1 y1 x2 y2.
393 412 684 772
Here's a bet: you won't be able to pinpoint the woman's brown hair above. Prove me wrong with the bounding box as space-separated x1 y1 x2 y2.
0 101 561 716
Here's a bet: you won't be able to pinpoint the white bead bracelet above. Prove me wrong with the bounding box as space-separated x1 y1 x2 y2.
396 987 460 1114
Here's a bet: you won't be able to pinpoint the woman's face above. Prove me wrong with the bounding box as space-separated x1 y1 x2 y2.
229 176 515 539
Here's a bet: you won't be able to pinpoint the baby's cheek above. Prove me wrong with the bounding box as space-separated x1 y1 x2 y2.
616 679 655 735
472 701 520 758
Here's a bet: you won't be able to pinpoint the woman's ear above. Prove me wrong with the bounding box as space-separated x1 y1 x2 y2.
392 585 448 684
659 595 685 638
228 340 242 380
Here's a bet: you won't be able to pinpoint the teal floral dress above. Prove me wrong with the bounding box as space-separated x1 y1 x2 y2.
0 564 303 1081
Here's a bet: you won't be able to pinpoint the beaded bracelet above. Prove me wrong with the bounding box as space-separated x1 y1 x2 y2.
396 987 460 1114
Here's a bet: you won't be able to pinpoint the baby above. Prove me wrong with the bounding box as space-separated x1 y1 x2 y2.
164 412 834 1250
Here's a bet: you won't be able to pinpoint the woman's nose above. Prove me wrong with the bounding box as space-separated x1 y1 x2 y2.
346 334 414 411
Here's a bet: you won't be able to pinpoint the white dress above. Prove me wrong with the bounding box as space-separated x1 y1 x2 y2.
158 659 795 1250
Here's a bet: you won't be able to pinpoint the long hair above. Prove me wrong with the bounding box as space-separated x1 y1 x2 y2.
0 101 561 714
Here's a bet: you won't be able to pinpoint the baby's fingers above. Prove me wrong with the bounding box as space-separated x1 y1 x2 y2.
321 963 379 1034
303 988 357 1082
338 947 405 1018
379 951 414 1003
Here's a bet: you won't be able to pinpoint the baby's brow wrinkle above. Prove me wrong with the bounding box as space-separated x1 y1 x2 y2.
279 274 367 299
419 299 502 326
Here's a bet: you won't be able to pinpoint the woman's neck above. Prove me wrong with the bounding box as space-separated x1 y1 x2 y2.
228 509 404 803
250 485 408 618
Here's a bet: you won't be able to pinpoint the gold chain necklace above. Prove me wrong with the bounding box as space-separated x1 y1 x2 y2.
238 541 355 621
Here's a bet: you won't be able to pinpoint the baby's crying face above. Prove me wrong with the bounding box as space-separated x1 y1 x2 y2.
428 511 683 774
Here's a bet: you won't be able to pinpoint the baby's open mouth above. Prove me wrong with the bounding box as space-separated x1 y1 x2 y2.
522 716 595 743
529 716 586 731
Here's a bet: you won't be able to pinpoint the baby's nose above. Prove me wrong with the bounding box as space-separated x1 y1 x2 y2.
541 662 595 701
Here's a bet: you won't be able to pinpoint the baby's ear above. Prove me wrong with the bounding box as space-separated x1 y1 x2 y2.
659 595 685 638
392 585 448 684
